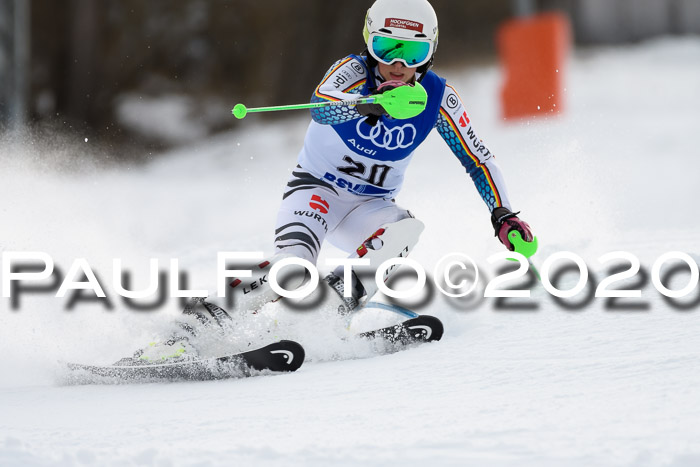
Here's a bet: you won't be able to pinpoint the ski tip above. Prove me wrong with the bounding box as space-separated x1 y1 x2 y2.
358 314 444 346
419 315 444 342
248 340 305 373
274 340 305 372
400 315 443 343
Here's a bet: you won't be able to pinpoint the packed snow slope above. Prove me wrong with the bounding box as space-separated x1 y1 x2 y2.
1 38 700 466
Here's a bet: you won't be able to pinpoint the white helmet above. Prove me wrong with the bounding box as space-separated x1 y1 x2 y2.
363 0 439 69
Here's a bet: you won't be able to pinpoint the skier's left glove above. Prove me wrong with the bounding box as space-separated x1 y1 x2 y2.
491 207 534 252
356 80 407 120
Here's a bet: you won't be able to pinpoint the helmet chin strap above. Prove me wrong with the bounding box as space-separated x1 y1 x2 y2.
416 56 434 77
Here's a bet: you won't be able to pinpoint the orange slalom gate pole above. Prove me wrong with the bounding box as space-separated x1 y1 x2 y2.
497 12 572 120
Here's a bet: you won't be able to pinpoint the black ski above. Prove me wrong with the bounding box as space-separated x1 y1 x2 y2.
357 315 443 346
63 340 305 383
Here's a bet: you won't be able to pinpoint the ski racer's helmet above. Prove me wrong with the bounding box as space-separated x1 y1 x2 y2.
363 0 439 72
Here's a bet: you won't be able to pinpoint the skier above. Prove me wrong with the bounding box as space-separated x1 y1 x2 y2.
264 0 534 309
136 0 534 361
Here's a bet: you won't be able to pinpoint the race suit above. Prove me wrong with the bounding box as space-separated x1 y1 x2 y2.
274 54 512 263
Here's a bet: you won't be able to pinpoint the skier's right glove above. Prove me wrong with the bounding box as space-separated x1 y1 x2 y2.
491 207 534 252
356 80 407 123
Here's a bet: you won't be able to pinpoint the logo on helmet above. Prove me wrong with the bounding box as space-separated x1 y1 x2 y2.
385 18 423 33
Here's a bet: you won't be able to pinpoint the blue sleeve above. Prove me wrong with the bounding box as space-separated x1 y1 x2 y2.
434 110 511 212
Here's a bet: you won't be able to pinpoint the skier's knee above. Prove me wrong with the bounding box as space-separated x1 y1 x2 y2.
354 217 424 262
327 217 425 311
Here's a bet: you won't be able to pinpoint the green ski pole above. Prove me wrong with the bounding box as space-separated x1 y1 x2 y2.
508 230 541 281
232 82 428 120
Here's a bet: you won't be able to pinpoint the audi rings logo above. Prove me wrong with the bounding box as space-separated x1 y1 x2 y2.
356 118 417 150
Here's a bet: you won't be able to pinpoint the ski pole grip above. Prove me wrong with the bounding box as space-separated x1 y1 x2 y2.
509 231 538 258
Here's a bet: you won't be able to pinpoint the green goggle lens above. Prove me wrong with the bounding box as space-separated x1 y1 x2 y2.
370 35 432 67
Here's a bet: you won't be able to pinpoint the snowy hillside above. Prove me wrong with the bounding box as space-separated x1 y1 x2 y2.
1 38 700 466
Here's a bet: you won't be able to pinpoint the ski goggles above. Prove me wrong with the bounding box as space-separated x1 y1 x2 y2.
368 33 434 68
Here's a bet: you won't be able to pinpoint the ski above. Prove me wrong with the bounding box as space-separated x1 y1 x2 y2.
357 315 444 346
63 340 305 384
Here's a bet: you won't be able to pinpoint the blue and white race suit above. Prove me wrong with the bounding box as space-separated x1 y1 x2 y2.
274 54 513 264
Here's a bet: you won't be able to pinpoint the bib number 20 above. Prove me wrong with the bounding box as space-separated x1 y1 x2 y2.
338 156 392 187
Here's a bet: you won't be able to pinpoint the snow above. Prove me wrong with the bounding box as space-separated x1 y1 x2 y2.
115 93 210 144
1 38 700 466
